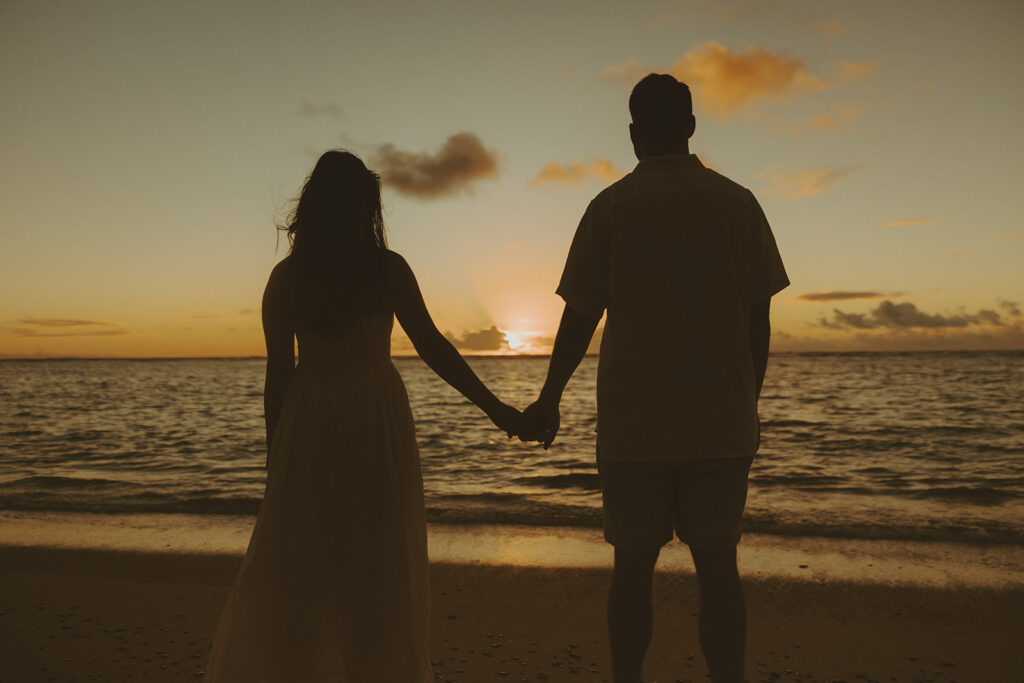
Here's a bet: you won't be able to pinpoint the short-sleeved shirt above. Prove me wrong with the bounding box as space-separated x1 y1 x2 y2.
556 153 789 462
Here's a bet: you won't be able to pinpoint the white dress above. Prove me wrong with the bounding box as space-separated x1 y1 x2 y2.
206 313 431 682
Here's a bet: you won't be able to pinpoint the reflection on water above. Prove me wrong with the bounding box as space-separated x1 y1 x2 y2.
1 352 1022 544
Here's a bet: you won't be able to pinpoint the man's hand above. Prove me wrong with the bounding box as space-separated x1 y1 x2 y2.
486 401 523 439
519 398 560 449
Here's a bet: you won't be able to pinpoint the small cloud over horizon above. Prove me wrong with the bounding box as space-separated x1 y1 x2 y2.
532 157 626 188
17 318 119 327
820 300 1017 331
371 132 500 200
797 291 890 302
10 318 130 338
605 42 874 119
445 325 509 352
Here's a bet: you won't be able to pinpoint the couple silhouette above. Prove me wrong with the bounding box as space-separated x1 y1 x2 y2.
205 73 789 683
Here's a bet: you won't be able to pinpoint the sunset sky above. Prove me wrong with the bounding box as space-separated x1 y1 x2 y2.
2 0 1022 357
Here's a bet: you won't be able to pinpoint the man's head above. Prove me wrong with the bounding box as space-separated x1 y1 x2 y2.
628 73 695 159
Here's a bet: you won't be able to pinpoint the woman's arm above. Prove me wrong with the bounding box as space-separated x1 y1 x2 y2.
262 260 296 465
389 252 520 436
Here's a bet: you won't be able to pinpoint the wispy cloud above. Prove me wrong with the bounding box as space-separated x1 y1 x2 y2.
445 325 509 352
1000 300 1022 317
882 216 935 228
820 300 1012 330
370 132 500 200
17 318 118 327
297 100 344 118
531 157 626 188
605 42 874 119
12 328 131 338
815 18 846 37
798 291 889 302
997 231 1024 241
8 318 130 338
758 163 863 200
790 101 865 135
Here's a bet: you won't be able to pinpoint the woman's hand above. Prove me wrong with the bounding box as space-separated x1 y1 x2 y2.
486 400 523 439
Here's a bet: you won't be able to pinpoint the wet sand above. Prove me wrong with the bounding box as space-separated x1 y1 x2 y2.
0 545 1020 682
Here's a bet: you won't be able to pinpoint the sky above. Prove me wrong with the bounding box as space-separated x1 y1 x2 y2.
2 0 1022 357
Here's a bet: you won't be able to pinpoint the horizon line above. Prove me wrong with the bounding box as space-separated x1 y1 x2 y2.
2 349 1023 361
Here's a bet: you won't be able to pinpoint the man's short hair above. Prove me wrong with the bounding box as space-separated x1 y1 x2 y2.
629 73 693 137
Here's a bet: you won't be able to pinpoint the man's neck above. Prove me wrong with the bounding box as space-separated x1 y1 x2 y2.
636 143 689 160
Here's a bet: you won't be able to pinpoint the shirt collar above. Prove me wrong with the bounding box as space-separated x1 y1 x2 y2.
635 153 703 170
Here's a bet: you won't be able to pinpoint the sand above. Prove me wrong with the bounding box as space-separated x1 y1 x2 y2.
1 545 1021 682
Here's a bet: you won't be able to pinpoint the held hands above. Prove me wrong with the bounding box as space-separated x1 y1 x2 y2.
517 397 560 449
484 396 560 448
486 400 523 440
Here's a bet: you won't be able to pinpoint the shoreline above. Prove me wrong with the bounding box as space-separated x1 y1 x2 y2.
3 509 1023 589
1 545 1021 682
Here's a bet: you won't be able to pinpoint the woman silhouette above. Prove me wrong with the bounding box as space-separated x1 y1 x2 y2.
206 150 520 681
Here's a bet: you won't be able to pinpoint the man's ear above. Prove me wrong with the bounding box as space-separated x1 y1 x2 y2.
685 114 696 140
629 123 639 147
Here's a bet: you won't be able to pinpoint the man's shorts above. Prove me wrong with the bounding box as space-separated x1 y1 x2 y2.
597 453 754 551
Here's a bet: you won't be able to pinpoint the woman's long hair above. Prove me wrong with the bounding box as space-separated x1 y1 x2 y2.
280 150 389 334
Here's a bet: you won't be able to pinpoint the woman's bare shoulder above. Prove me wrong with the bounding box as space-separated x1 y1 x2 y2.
383 249 414 284
264 256 294 299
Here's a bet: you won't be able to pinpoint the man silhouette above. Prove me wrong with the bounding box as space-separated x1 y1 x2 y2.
520 73 789 683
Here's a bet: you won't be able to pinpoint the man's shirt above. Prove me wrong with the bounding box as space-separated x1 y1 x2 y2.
556 153 789 462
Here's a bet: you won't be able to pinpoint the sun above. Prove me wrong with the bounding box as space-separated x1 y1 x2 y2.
503 330 526 351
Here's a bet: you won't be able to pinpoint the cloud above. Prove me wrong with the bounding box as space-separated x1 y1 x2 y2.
882 216 935 228
998 232 1024 241
531 157 626 187
8 317 130 338
445 325 509 352
798 291 888 302
815 19 846 37
12 328 131 338
297 100 343 118
1000 300 1022 317
605 42 874 119
370 132 500 199
758 163 862 200
820 300 1008 330
789 101 866 135
17 318 118 327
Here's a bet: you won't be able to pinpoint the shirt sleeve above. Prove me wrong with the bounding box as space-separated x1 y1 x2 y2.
749 193 790 302
555 200 609 321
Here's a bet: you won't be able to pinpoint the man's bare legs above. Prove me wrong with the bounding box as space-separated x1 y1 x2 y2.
691 545 746 683
608 547 659 683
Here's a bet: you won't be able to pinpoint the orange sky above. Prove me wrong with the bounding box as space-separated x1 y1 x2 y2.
2 1 1022 357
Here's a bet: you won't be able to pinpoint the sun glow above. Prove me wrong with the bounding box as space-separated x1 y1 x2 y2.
503 330 526 351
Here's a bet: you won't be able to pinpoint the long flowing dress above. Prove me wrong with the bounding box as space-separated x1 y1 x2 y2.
205 313 431 682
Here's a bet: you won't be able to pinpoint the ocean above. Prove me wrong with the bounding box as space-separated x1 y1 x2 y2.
1 352 1022 547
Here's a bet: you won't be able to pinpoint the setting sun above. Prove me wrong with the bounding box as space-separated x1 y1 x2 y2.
503 330 526 351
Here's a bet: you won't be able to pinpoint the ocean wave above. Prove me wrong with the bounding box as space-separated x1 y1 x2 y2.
0 493 262 516
908 486 1021 505
0 475 129 490
436 491 528 503
513 473 601 490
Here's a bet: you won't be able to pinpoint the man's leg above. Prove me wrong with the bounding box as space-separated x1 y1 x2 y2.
690 545 745 683
608 547 660 683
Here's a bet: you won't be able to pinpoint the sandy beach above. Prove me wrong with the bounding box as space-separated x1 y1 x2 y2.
1 544 1020 683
